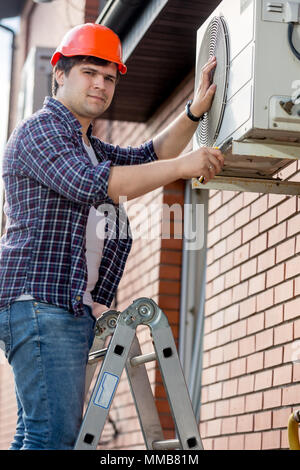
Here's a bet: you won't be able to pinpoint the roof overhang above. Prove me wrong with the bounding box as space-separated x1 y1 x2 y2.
98 0 221 122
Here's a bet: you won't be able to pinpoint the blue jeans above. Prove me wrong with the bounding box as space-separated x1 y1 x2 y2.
0 299 96 450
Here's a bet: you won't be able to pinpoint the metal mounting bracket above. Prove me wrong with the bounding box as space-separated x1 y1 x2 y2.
193 140 300 195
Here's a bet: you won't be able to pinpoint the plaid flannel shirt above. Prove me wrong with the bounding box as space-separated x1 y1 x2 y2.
0 97 157 316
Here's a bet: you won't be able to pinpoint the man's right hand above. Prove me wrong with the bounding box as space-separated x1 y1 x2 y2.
175 147 224 183
108 147 224 203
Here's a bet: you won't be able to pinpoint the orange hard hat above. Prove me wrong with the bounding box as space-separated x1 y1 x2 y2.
51 23 127 74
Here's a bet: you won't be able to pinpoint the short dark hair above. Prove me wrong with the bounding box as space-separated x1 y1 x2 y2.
52 55 120 96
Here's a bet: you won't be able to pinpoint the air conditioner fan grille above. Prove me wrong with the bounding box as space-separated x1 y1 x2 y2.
195 16 230 148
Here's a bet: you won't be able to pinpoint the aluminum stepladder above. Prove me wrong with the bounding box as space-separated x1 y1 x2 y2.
74 297 203 451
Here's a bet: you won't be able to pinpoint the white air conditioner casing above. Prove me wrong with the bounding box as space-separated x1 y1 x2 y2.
17 47 54 122
193 0 300 180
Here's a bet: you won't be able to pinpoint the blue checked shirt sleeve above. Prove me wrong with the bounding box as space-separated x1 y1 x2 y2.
92 138 158 166
17 117 111 206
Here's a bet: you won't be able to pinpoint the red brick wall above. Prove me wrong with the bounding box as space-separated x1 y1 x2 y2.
200 158 300 449
85 0 100 23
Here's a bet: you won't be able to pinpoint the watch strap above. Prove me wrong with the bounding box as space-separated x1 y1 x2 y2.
185 100 204 122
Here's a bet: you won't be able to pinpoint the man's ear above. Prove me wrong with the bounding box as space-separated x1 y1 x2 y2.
55 69 65 88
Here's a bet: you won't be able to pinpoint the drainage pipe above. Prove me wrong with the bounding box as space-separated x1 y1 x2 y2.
188 188 209 419
178 181 191 369
96 0 150 37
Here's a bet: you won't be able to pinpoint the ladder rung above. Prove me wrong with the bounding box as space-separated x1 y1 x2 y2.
130 351 156 367
88 348 108 364
152 439 180 450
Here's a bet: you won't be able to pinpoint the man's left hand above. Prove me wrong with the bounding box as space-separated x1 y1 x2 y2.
190 56 217 119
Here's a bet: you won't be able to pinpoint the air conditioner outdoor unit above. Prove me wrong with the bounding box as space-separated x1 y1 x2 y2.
193 0 300 195
17 46 54 122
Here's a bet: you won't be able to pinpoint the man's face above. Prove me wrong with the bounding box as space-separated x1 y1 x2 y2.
55 61 118 120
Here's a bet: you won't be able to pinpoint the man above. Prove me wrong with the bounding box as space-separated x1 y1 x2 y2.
0 23 223 449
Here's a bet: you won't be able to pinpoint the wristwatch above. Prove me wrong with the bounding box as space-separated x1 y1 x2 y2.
185 100 204 122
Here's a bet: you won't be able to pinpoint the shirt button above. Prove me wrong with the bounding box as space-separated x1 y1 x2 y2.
76 295 81 301
33 302 38 306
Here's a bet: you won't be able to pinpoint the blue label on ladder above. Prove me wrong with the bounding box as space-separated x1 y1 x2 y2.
93 372 119 409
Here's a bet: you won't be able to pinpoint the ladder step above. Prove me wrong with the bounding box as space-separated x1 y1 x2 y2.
88 348 108 364
130 351 156 367
152 439 180 450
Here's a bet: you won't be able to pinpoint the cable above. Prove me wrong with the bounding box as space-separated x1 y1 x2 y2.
288 22 300 61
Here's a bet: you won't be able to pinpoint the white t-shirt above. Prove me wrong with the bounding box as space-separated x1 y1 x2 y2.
81 139 105 307
15 139 105 309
